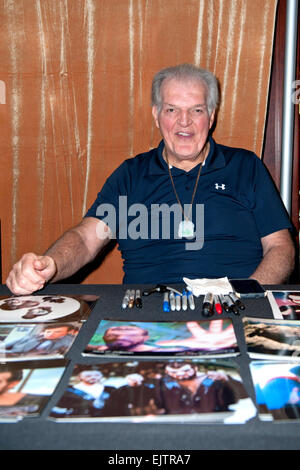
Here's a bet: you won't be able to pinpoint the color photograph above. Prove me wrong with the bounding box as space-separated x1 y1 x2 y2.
250 361 300 421
243 317 300 360
0 295 98 323
0 322 82 361
50 359 255 424
84 319 239 358
268 291 300 320
0 360 66 421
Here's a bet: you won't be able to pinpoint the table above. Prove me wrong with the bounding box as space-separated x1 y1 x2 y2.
1 283 300 451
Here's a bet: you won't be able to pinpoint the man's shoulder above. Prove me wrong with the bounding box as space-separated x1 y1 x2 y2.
110 146 158 178
214 140 262 174
124 147 158 168
216 140 258 161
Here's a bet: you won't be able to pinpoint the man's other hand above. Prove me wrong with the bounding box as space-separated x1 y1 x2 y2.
5 253 57 295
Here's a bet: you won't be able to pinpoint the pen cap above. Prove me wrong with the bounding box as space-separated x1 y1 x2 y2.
203 293 214 304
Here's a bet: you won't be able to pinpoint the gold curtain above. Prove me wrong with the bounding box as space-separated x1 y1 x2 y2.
0 0 277 284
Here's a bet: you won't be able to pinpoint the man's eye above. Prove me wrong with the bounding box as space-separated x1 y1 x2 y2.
166 108 175 113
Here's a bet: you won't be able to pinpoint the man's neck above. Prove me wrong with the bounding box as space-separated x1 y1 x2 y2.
163 142 210 171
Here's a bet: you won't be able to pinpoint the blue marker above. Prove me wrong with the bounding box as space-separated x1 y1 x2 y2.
163 292 170 312
169 291 176 311
187 289 195 310
175 292 181 311
182 290 188 311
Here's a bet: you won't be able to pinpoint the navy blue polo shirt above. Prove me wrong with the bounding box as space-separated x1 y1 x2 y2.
85 137 292 284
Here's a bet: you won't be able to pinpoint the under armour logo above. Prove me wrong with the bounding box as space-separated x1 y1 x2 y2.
215 183 226 190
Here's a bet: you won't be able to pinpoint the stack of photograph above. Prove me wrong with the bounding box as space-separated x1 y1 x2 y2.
0 294 97 422
50 317 257 424
244 290 300 422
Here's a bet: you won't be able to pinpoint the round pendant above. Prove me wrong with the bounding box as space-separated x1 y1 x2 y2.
178 220 195 239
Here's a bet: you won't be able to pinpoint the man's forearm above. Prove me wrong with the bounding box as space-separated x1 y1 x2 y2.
44 228 96 282
250 244 295 284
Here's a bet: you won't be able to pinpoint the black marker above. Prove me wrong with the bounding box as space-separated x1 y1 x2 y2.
122 289 131 309
128 290 135 308
229 292 245 310
135 290 142 308
224 294 239 315
219 294 230 313
202 293 214 317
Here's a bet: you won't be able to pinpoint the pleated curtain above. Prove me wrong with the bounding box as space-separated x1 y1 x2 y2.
0 0 278 283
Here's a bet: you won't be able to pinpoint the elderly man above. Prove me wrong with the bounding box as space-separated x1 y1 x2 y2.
6 64 295 294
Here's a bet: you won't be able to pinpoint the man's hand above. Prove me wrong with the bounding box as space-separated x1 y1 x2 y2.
5 218 111 296
6 253 57 295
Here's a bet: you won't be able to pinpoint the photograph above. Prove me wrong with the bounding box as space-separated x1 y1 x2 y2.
250 361 300 421
0 360 67 421
268 291 300 320
243 317 300 360
0 294 98 323
83 319 239 358
50 359 256 424
0 321 82 361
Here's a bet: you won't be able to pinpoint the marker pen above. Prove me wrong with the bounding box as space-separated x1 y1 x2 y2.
167 287 182 296
169 291 176 311
187 289 195 310
214 295 223 315
219 294 230 313
122 289 131 309
135 289 142 308
229 292 245 310
181 290 188 311
224 294 239 315
163 292 170 312
128 290 135 308
175 293 181 311
202 293 214 317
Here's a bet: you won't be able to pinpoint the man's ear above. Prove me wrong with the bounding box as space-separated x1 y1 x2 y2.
209 110 216 129
152 106 160 128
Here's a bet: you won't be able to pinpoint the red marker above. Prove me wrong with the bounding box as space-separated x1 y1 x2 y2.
214 295 223 314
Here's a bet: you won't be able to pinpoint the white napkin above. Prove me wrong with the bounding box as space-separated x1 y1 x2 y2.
183 277 232 297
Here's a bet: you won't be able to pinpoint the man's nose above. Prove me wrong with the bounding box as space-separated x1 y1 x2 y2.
177 110 192 126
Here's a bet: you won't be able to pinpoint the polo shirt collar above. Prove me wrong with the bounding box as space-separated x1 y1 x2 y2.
148 135 226 176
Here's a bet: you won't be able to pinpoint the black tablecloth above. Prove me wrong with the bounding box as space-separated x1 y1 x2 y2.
1 283 300 451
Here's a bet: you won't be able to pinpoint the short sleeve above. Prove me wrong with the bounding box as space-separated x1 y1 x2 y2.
251 158 292 238
85 161 131 221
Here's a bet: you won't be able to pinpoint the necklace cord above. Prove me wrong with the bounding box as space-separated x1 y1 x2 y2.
164 149 203 221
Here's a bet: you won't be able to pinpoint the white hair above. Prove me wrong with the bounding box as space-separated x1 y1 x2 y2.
151 63 220 116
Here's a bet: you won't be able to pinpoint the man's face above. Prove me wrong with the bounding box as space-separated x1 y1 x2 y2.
0 372 16 394
5 299 24 307
152 78 215 167
165 364 196 380
104 326 148 349
79 370 103 385
2 299 39 309
126 373 144 387
43 326 69 339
